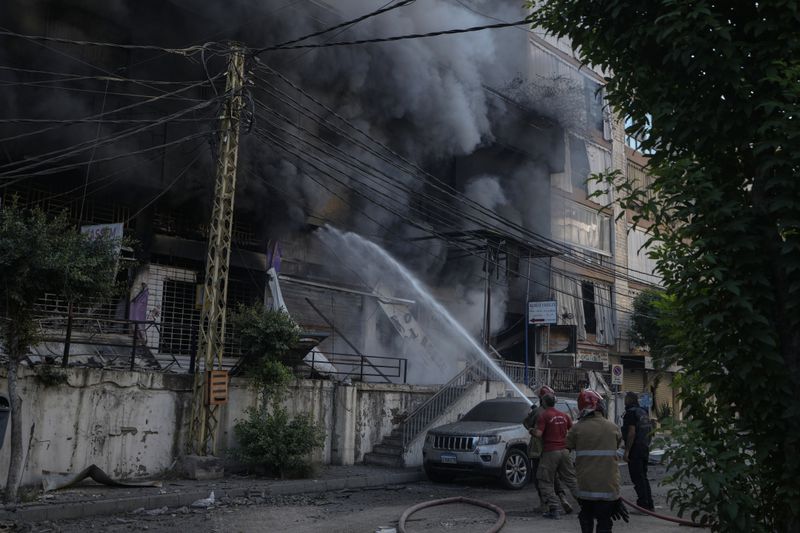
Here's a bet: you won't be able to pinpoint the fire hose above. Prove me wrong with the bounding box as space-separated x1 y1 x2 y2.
397 496 506 533
619 496 705 528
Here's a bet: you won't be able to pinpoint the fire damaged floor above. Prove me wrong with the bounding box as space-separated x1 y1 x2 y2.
27 466 704 533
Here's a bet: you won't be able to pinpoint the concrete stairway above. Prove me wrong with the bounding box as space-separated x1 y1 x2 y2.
363 429 404 467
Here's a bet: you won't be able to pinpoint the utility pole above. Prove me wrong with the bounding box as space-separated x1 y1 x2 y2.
188 44 246 456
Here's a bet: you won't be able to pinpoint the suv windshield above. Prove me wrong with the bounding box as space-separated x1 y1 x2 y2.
461 401 531 423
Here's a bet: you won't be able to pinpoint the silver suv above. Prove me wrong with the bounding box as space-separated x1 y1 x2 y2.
422 397 578 489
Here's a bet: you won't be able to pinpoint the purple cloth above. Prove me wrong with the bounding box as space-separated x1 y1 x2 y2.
266 241 282 273
129 287 148 322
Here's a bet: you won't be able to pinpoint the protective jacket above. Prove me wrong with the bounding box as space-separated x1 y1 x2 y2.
566 412 622 501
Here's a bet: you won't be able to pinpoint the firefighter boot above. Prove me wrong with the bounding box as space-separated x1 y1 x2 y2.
542 507 561 520
578 512 594 533
559 493 573 514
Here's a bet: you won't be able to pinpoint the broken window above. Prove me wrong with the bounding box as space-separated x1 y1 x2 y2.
582 281 597 335
553 274 616 346
552 198 611 254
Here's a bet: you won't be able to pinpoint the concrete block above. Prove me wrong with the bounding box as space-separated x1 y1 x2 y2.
178 455 224 480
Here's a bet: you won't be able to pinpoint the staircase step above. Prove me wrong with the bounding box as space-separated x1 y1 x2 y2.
373 443 403 455
382 436 402 447
363 451 404 468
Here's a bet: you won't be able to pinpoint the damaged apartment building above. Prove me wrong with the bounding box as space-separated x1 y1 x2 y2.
0 0 673 438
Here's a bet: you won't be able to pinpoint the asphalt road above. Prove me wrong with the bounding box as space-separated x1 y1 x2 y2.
31 466 704 533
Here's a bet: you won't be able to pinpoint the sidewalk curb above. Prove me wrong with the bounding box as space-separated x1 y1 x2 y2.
0 470 425 523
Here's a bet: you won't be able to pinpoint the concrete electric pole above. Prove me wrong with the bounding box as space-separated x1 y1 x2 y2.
188 44 246 456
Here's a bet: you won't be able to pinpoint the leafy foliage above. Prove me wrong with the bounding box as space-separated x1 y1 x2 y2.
630 289 677 369
0 202 120 352
233 405 325 479
528 2 800 531
233 304 301 368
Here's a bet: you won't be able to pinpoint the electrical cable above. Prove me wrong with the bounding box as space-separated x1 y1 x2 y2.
249 83 654 291
250 112 652 318
250 82 660 289
125 147 205 223
0 92 225 177
249 123 652 318
252 19 529 53
252 0 417 55
0 130 218 190
252 63 662 284
0 75 222 145
0 28 215 55
79 79 110 223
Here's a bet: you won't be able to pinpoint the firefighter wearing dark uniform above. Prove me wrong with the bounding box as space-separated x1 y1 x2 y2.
567 389 629 533
522 385 572 514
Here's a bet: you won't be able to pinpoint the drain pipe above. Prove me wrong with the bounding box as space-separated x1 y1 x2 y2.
398 496 506 533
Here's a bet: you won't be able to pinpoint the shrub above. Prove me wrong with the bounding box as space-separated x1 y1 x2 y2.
233 404 325 479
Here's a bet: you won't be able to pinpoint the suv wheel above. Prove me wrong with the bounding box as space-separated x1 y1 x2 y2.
500 448 530 490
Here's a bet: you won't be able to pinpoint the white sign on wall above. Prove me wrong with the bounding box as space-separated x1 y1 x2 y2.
528 300 557 325
611 364 624 385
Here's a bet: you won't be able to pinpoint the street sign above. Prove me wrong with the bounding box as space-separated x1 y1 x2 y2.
528 300 557 325
611 364 623 385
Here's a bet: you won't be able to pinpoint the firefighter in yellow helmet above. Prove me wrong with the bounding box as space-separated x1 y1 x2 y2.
566 389 629 533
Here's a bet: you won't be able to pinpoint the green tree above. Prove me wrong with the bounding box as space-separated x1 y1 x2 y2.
528 2 800 531
0 203 119 503
630 289 676 368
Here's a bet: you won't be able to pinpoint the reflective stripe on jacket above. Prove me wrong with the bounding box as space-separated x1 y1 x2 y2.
566 413 622 501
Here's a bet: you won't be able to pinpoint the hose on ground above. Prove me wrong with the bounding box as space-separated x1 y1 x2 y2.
397 496 506 533
620 496 705 528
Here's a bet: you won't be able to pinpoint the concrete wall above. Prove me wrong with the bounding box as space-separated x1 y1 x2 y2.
352 383 437 463
0 367 438 488
0 367 192 489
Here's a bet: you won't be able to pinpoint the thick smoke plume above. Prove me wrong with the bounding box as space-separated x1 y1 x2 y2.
0 0 598 381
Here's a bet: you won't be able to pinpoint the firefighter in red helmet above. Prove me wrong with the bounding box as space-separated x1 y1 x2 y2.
566 389 629 533
523 385 572 514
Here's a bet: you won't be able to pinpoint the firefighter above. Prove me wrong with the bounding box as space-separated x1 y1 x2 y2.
533 391 579 519
523 385 572 514
567 389 629 533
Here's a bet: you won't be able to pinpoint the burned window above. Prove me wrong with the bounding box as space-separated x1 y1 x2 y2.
159 280 198 356
581 281 597 335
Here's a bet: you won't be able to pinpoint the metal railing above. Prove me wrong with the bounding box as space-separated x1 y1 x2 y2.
399 363 488 447
34 314 184 371
306 351 408 383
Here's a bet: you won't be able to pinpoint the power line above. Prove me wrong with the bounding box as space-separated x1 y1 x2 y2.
252 0 417 55
251 19 529 53
251 65 661 284
0 75 222 145
247 125 651 319
0 93 223 177
252 101 660 306
125 147 205 223
0 130 218 190
0 28 216 56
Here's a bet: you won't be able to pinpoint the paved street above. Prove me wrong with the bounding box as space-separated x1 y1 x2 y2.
29 466 704 532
